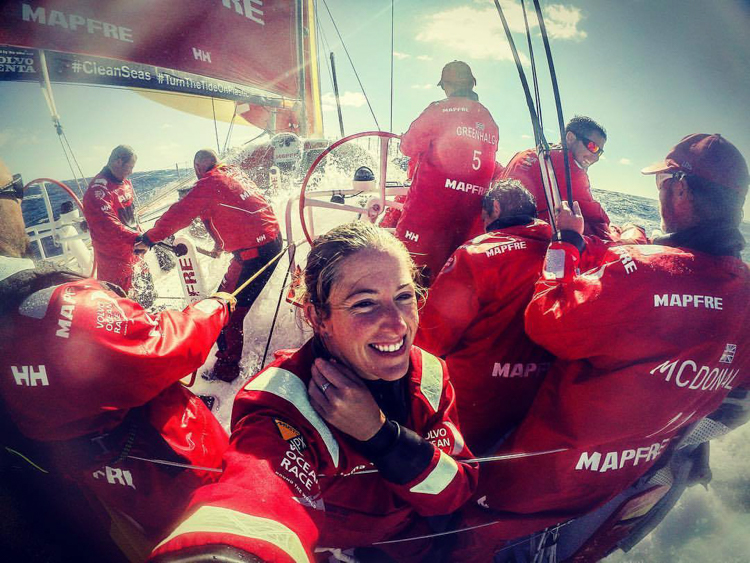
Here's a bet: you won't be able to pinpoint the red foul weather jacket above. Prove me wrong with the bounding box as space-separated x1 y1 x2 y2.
0 259 230 540
151 341 478 563
477 238 750 538
82 168 142 289
146 165 280 252
396 95 499 277
502 148 612 239
416 219 554 454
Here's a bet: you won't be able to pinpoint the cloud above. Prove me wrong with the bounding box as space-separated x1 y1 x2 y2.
321 91 368 112
417 55 433 61
544 5 587 41
619 158 632 165
411 83 434 90
160 123 174 130
521 134 532 139
393 51 410 60
415 2 586 62
0 128 39 148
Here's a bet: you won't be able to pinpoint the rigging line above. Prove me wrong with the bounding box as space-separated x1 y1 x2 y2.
373 511 574 547
126 455 222 473
390 0 394 133
59 132 86 198
261 245 297 368
222 105 238 155
243 130 270 146
4 447 49 474
493 0 558 232
320 0 381 130
211 98 221 155
55 135 85 199
315 2 335 93
532 0 572 207
521 0 543 135
318 447 569 479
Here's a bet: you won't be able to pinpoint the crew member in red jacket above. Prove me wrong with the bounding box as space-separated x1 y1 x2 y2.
395 61 499 285
137 149 282 382
476 133 750 542
502 115 613 239
83 145 145 293
416 179 553 454
0 158 236 552
150 222 478 563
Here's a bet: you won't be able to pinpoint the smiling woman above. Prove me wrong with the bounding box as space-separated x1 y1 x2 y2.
151 221 479 563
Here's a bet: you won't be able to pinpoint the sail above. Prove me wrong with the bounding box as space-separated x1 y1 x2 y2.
236 0 323 136
0 1 323 136
0 0 300 98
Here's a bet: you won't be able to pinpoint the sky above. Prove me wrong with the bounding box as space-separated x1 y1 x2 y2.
2 0 750 220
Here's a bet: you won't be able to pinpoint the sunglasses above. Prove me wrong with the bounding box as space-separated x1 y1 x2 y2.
576 134 603 156
0 173 24 200
655 171 685 189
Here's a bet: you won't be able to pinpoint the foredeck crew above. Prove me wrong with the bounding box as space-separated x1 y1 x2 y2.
136 149 282 382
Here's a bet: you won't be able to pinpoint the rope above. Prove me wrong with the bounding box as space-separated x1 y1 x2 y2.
212 98 221 154
4 447 49 474
222 105 238 155
390 0 394 133
243 130 270 147
493 0 558 231
320 0 381 130
261 244 297 368
230 242 295 298
126 455 222 473
55 134 85 199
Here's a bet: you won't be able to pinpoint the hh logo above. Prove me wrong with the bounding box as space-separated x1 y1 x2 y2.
476 122 485 131
93 466 136 489
11 365 49 387
256 234 267 244
720 344 737 364
192 47 212 63
405 230 420 242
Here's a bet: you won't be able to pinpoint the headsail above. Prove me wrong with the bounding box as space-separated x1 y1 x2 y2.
0 1 323 136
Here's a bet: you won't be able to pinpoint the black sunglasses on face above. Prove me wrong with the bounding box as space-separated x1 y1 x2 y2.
0 174 24 200
575 134 604 156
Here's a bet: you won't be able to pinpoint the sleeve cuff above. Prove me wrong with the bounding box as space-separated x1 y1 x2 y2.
552 229 586 253
355 421 435 485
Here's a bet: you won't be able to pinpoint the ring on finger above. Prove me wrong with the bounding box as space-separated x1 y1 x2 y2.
320 381 331 393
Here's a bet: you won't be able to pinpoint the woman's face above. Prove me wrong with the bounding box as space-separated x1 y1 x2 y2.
315 248 418 381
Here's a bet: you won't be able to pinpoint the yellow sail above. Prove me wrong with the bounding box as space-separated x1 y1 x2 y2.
133 89 251 125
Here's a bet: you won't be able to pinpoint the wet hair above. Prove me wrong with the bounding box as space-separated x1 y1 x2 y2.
194 149 219 170
108 145 136 165
482 178 537 218
686 174 746 227
300 221 418 320
565 115 607 141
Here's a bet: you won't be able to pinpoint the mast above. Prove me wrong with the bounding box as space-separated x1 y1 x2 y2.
295 0 308 137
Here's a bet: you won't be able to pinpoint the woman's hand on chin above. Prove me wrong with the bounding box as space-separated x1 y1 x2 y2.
308 358 386 441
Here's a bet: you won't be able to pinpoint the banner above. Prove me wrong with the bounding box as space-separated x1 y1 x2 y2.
0 45 294 106
0 0 300 99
